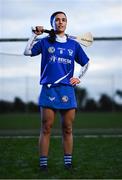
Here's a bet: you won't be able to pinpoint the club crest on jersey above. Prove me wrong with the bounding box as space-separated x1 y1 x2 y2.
57 47 65 54
48 46 55 53
68 49 73 56
62 95 69 103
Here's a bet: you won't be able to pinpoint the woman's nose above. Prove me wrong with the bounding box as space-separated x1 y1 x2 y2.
59 19 63 24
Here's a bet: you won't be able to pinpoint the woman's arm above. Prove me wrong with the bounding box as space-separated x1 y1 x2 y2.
24 26 44 56
24 33 37 56
78 62 89 79
70 62 89 86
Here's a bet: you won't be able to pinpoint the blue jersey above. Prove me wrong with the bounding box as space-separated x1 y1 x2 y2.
31 36 89 86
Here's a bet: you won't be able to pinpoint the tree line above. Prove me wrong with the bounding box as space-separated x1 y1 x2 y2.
75 87 122 112
0 87 122 113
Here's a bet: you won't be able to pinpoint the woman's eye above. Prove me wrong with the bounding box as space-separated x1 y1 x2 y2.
55 18 59 22
55 18 67 22
62 18 66 22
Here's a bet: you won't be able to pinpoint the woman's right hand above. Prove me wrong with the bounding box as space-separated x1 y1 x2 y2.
32 26 44 35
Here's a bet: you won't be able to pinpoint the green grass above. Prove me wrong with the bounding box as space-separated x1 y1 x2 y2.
0 112 122 136
0 112 122 129
0 137 122 179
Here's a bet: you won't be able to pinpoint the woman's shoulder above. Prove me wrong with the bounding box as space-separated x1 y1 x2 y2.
37 36 49 43
67 37 81 48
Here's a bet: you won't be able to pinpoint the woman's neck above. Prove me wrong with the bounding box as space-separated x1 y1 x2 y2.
56 34 67 43
56 31 65 37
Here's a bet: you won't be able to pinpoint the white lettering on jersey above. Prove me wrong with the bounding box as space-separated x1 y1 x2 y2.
49 56 71 64
49 55 57 62
58 57 71 64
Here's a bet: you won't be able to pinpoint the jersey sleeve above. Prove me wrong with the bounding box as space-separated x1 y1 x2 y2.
75 42 89 66
31 40 42 56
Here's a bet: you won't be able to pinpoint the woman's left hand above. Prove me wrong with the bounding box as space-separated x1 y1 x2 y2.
70 77 80 86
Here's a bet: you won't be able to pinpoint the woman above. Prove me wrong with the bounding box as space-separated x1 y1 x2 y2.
24 11 89 170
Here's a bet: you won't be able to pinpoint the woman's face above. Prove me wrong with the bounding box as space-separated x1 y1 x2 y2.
53 13 67 33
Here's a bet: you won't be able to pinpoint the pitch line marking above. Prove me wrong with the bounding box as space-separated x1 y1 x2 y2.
0 135 122 139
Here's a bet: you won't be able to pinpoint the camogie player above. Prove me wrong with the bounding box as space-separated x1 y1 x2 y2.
24 11 90 170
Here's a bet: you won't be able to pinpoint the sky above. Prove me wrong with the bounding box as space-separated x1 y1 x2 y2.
0 0 122 37
0 0 122 103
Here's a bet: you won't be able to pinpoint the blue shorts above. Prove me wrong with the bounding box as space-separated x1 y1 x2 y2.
39 84 77 109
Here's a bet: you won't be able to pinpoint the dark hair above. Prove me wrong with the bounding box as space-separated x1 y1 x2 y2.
48 29 56 43
49 11 67 43
50 11 67 27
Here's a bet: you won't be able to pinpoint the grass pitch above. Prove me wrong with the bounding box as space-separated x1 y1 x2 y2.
0 137 122 179
0 112 122 136
0 112 122 179
0 112 122 129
